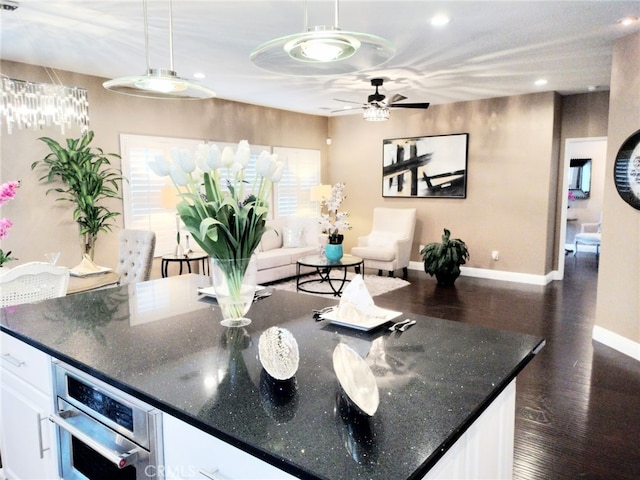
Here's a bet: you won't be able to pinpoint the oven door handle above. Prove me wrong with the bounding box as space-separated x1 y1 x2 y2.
49 411 140 469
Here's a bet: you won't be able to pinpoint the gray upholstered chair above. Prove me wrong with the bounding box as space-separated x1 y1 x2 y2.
0 262 69 307
116 229 156 285
351 208 417 279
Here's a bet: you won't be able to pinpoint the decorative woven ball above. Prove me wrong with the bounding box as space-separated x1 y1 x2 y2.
258 327 300 380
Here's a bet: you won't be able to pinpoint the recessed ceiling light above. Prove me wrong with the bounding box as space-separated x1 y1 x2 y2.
431 14 450 27
193 72 205 79
535 79 548 86
618 16 638 26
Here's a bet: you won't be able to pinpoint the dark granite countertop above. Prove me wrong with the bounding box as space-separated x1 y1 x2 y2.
0 275 544 480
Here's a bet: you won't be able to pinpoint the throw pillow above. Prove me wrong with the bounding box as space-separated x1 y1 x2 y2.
260 227 282 251
283 227 304 248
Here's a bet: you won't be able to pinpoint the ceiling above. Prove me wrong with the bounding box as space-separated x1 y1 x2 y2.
2 1 639 117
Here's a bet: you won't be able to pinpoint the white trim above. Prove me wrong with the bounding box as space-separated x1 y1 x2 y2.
592 325 640 361
408 261 554 285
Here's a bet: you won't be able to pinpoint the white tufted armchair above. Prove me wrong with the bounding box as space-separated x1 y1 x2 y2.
351 208 417 279
116 229 156 285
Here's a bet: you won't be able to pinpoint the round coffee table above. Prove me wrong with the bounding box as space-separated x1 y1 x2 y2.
296 254 363 296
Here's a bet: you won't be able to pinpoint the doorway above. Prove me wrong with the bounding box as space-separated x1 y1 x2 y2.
556 137 606 279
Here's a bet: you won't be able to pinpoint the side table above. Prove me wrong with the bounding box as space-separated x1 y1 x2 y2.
161 252 210 278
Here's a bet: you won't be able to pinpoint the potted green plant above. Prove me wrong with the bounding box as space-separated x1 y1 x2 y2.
420 228 469 286
31 131 123 260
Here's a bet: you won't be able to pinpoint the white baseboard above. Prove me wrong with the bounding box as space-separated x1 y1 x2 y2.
408 261 553 285
592 325 640 361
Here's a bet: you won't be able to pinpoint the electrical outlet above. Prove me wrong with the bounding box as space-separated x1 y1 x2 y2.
491 250 500 261
418 244 425 253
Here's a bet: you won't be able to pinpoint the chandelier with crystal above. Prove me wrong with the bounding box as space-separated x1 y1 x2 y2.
1 77 90 135
363 104 390 122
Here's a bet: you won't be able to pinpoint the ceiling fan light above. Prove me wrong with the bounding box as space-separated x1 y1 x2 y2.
363 105 389 122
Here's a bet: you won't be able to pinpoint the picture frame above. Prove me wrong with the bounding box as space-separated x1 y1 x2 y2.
382 133 469 198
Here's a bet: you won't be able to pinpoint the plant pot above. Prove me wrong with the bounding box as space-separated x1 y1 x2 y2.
325 244 344 261
81 232 97 261
435 271 460 287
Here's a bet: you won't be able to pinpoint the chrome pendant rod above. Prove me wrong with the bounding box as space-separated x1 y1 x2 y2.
143 0 150 72
304 0 341 30
168 0 175 72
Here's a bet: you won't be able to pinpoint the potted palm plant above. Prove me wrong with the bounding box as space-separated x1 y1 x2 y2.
31 131 123 260
420 228 469 286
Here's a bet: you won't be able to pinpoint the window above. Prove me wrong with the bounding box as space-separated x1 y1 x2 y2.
273 147 321 218
120 134 204 256
119 134 276 256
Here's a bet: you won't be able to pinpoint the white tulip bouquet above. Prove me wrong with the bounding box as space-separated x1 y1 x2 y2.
149 140 283 320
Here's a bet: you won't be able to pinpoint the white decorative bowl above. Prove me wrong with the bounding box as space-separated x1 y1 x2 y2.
258 327 300 380
332 343 380 416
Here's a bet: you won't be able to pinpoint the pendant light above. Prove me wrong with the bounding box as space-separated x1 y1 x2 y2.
250 0 395 76
103 0 215 100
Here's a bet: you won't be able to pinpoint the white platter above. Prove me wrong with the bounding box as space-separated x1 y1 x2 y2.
332 343 379 416
198 285 265 298
321 307 402 331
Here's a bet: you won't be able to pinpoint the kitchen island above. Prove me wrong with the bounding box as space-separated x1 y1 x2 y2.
0 274 544 479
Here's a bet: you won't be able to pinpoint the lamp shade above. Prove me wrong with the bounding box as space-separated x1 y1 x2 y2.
310 184 332 202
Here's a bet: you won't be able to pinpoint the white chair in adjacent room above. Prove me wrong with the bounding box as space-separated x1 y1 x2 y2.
351 208 417 279
0 262 70 307
116 229 156 285
574 220 601 259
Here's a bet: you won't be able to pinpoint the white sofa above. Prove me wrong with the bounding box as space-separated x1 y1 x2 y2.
255 217 322 284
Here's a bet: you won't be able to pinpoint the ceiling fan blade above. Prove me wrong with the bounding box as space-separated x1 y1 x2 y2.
389 102 430 109
330 106 362 113
334 98 366 105
391 93 407 103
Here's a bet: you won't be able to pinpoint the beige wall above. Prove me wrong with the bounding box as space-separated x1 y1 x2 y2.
0 60 329 273
595 31 640 346
328 92 561 275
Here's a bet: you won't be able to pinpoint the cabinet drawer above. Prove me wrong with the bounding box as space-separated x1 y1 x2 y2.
0 332 52 394
163 413 296 480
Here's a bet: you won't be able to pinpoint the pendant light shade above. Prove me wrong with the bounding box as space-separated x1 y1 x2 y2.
250 1 395 76
103 0 215 100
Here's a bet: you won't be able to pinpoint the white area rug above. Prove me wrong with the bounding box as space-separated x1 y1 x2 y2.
271 272 410 297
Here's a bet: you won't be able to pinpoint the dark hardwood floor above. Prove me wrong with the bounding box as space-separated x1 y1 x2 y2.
371 255 640 480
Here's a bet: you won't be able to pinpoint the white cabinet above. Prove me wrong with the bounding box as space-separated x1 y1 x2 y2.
422 380 516 479
163 413 296 480
0 332 59 480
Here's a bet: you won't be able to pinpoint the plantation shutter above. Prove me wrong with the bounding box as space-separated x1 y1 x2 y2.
272 147 321 218
120 134 271 256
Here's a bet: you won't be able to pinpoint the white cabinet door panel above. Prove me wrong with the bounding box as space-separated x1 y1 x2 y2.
0 368 59 480
163 413 296 480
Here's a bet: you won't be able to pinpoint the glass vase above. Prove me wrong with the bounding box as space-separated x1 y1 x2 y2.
211 256 257 328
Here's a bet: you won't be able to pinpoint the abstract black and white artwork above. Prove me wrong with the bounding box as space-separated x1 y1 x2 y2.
382 133 469 198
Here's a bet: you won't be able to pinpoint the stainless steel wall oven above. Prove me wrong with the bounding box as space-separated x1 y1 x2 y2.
50 361 163 480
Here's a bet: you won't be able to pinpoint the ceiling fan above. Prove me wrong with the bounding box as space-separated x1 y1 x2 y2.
333 78 430 121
